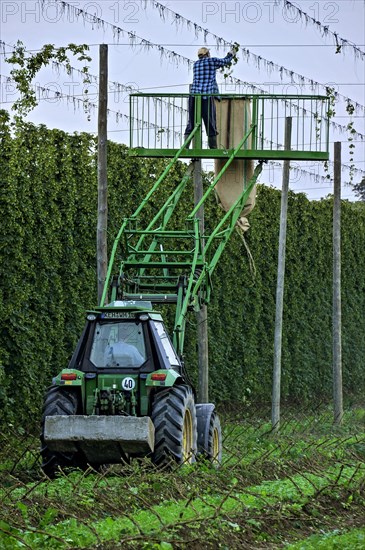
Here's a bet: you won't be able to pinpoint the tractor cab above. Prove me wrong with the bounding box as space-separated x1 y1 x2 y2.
68 301 182 376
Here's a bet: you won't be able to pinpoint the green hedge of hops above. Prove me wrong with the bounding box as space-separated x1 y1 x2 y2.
0 112 364 424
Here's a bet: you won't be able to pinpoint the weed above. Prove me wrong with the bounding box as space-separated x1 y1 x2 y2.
0 406 364 548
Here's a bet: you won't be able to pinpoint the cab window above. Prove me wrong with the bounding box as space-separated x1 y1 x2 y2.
152 321 180 367
90 322 146 368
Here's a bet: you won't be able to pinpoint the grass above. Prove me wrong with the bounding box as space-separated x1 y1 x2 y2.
0 404 364 548
286 527 365 549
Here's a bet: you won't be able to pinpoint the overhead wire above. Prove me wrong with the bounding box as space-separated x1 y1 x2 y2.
144 0 365 113
14 5 363 142
1 30 364 187
279 0 365 59
1 44 365 52
4 71 362 192
2 5 363 196
147 0 365 59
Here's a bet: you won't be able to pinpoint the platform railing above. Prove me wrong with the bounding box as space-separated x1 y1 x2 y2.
129 93 330 161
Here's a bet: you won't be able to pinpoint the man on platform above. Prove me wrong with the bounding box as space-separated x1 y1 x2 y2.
184 47 235 149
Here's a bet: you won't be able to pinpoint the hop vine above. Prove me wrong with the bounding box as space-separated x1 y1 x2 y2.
319 87 337 180
221 42 240 79
5 41 92 122
346 101 356 185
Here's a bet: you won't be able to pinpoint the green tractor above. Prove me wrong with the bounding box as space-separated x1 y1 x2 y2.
41 297 221 476
41 127 262 475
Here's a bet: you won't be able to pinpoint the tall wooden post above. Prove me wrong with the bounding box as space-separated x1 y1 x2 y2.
333 142 343 425
193 159 209 403
97 44 108 304
272 117 292 431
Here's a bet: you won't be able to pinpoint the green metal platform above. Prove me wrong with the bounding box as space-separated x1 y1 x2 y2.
129 93 330 161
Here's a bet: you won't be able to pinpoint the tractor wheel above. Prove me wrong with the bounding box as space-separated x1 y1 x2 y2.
40 385 85 478
151 384 197 467
196 404 222 466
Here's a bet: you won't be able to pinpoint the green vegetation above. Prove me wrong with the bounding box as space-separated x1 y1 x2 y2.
0 407 364 548
0 113 364 547
1 112 364 426
287 528 365 549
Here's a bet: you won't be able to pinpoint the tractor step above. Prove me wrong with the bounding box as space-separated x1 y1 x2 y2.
44 415 155 463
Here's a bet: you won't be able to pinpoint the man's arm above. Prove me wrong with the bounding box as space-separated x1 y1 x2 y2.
211 52 234 69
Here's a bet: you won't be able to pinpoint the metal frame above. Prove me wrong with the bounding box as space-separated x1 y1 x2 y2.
129 93 330 161
101 92 330 356
100 153 263 356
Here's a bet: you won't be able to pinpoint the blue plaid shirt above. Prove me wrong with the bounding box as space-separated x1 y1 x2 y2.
190 53 233 95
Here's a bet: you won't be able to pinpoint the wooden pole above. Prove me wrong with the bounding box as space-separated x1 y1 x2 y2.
333 142 343 425
193 159 209 403
97 44 108 304
272 116 292 431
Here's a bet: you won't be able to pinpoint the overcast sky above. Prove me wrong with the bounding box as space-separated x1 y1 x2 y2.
1 0 364 199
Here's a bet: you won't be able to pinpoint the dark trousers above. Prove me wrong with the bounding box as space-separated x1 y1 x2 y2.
184 96 218 138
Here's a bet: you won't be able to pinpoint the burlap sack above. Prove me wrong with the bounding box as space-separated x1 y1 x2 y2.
214 98 256 232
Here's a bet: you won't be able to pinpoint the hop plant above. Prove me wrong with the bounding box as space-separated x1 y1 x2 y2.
221 42 240 79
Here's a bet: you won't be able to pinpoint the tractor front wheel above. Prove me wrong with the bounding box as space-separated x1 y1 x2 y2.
40 386 85 478
151 384 197 467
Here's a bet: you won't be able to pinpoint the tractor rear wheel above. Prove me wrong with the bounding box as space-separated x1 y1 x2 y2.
151 384 197 467
40 386 85 478
196 404 222 466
